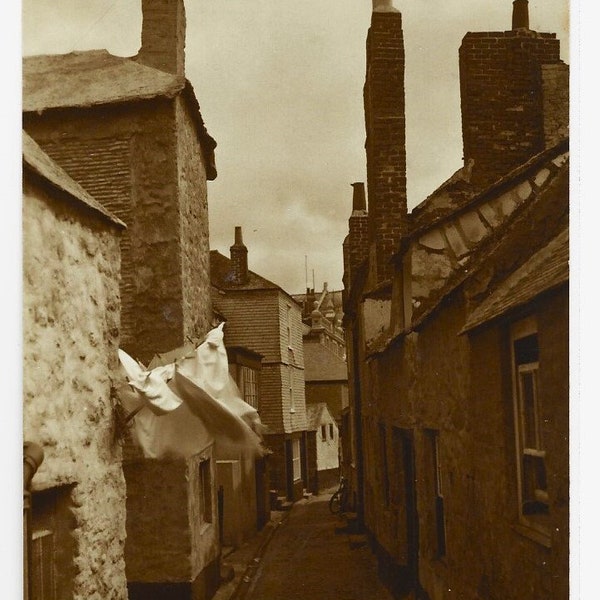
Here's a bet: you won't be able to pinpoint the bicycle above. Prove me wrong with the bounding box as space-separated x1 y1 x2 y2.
329 476 349 515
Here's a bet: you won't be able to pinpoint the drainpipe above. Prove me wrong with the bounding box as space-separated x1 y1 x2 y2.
24 442 44 600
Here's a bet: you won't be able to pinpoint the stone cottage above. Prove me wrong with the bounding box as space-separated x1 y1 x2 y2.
23 1 222 598
342 1 569 598
23 130 128 599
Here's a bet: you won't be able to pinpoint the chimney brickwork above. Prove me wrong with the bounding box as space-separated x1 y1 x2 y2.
459 28 561 187
541 62 570 149
230 226 249 285
346 183 369 282
136 0 186 76
364 10 407 285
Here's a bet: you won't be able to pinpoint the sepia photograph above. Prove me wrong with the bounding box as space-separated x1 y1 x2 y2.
16 0 583 598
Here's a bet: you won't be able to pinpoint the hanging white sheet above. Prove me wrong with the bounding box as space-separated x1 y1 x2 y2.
117 323 266 460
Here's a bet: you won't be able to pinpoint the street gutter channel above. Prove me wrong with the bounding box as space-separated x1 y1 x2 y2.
227 510 291 600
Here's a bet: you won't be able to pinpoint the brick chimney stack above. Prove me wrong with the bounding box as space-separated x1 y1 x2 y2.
343 183 369 290
459 1 564 187
364 1 407 285
135 0 186 77
230 226 248 285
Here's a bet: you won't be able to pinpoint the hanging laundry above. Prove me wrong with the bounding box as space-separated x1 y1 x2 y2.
117 323 266 460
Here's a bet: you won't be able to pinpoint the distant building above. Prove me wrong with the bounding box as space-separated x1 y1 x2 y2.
211 227 309 502
342 1 569 599
305 403 340 493
22 131 128 599
293 284 345 360
23 1 222 598
302 317 349 425
293 284 348 492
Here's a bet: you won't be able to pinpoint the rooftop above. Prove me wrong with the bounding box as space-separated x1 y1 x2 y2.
23 130 125 229
462 227 568 333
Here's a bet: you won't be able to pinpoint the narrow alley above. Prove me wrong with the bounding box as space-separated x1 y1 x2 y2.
219 491 394 600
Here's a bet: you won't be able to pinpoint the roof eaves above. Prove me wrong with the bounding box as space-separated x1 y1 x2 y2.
408 139 569 242
23 132 126 229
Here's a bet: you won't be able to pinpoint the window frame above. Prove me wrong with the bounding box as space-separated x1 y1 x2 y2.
510 317 550 541
240 365 259 410
288 364 295 414
425 428 446 558
292 438 302 481
198 458 213 525
31 529 55 600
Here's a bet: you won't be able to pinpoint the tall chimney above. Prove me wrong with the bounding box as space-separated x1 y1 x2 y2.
135 0 186 77
364 3 407 284
230 226 248 285
459 2 562 187
512 0 529 29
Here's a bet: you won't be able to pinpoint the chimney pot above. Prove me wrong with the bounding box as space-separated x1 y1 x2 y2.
351 182 367 212
234 225 244 245
512 0 529 29
373 0 399 13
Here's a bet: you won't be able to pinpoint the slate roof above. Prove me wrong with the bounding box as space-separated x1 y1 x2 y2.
409 139 569 239
23 130 125 228
461 227 569 333
210 250 281 292
23 51 183 112
304 342 348 382
306 403 334 431
22 50 217 180
410 164 479 231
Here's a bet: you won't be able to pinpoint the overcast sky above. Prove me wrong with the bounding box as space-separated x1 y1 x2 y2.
22 0 570 293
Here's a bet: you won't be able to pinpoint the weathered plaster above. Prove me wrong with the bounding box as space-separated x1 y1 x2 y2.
23 180 128 599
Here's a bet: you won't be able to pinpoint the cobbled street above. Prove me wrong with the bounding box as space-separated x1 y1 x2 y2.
238 492 394 600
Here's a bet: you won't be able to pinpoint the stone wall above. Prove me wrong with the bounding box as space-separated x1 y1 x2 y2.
175 95 213 343
24 97 211 365
23 178 128 599
123 448 220 593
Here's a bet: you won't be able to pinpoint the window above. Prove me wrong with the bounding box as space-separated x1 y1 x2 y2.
29 484 76 600
329 423 335 440
292 438 301 481
426 429 446 557
31 530 55 600
511 318 549 532
241 366 259 410
321 425 327 441
199 459 213 524
286 304 293 348
289 365 295 413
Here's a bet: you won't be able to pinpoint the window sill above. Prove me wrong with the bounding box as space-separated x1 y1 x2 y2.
289 409 296 414
512 522 552 548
